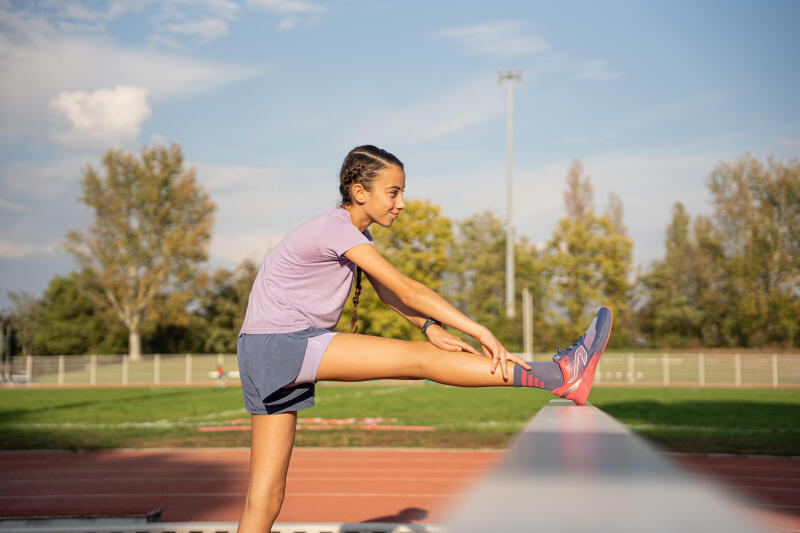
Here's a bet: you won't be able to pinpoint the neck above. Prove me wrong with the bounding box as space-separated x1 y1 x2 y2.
343 205 370 232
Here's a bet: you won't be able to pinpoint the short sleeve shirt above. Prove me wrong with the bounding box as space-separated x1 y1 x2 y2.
240 208 374 334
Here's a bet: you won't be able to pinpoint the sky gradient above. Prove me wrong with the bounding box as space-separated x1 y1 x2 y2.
1 0 799 309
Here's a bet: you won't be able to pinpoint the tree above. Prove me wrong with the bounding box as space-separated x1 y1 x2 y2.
564 160 594 220
707 154 800 347
546 162 633 345
65 144 216 360
638 203 714 346
6 291 42 356
447 211 548 351
33 271 126 355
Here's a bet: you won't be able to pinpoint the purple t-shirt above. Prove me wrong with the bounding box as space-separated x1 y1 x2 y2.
240 208 374 334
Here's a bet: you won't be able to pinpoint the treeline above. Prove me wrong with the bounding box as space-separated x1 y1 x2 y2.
2 146 798 356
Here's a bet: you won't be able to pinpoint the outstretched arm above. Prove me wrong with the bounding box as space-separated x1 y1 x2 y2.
363 270 480 354
344 243 530 379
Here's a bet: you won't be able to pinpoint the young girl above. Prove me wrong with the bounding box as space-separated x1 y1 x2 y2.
236 145 613 532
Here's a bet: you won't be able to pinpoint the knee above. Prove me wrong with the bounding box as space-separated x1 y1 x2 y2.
245 482 286 514
409 341 440 378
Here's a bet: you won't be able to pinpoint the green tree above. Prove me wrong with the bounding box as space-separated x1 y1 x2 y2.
33 271 126 355
707 154 800 347
336 199 454 339
546 161 633 345
447 211 548 351
6 291 43 356
65 144 216 360
638 203 715 346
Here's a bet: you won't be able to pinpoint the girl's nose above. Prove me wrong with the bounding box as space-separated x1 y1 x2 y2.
396 193 406 210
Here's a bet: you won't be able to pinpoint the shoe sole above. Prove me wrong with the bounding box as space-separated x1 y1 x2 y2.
567 306 613 405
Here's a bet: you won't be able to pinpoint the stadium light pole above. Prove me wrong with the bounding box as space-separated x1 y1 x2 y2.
498 70 521 319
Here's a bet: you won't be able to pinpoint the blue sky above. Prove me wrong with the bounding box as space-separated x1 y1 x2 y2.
1 0 799 310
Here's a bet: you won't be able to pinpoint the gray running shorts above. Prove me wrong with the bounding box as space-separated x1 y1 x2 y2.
237 326 337 415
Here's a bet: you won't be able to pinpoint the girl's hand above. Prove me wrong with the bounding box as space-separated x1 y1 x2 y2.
426 325 482 355
476 327 531 382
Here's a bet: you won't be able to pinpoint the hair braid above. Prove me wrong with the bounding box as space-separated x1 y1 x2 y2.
339 145 403 334
350 267 362 333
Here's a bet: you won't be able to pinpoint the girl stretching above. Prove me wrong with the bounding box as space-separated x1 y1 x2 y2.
236 145 613 532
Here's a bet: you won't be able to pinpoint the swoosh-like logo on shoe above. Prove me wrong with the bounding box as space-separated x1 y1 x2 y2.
570 345 588 383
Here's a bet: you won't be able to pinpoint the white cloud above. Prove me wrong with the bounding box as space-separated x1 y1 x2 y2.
245 0 325 30
165 18 230 41
0 197 29 212
50 86 151 146
0 239 57 259
0 8 259 144
569 59 621 81
154 0 240 43
436 20 548 57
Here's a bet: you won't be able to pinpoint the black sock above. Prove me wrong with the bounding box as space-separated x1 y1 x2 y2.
513 362 564 391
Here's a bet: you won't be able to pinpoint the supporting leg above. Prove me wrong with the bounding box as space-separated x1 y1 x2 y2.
316 333 518 387
237 412 297 533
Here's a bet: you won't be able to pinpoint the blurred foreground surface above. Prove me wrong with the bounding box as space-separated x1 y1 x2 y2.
0 448 797 531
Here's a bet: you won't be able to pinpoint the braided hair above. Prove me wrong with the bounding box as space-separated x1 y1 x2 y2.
339 145 404 333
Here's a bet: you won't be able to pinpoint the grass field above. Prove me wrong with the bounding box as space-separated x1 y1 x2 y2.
1 384 798 455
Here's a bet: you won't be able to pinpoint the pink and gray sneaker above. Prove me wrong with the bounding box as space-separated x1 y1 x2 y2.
552 306 613 405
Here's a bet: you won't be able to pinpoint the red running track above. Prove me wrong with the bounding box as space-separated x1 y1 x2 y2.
0 449 798 530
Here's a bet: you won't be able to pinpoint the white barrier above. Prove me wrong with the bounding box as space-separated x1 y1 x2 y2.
0 521 445 533
447 399 769 532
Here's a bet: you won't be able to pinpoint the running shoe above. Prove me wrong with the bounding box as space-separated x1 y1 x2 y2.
551 306 613 405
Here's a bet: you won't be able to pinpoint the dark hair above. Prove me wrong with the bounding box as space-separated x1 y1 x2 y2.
340 145 404 333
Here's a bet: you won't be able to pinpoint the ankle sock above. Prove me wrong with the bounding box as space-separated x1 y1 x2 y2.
513 361 565 391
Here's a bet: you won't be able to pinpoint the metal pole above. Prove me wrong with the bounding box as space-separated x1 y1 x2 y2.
771 353 778 388
734 353 742 387
499 70 521 319
522 288 532 356
698 353 705 387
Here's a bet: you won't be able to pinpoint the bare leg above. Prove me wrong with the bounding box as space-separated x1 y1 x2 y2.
316 333 517 386
237 412 297 533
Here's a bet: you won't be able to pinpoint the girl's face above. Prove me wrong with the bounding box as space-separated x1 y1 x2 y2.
363 164 406 227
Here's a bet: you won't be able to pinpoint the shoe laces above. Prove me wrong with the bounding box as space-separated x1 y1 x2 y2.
553 334 585 362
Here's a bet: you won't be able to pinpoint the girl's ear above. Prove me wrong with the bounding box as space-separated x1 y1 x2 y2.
351 183 367 205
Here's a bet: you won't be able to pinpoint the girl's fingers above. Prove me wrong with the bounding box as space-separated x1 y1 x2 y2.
508 354 531 370
459 341 481 356
500 351 508 381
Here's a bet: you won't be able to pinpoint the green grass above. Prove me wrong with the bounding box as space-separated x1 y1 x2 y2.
0 384 797 454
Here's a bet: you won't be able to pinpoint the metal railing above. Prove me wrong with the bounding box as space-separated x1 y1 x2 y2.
2 352 799 388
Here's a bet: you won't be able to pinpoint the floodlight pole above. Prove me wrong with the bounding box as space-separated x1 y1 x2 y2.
498 70 521 319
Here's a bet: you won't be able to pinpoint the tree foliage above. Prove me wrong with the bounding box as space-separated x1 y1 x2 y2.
707 154 800 346
447 211 548 351
639 154 800 348
32 271 126 355
64 144 215 359
546 163 633 345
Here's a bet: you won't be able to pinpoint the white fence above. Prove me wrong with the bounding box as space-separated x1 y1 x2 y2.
2 352 799 388
1 353 240 386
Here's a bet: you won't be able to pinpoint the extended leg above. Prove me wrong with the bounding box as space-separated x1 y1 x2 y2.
316 333 518 386
237 412 297 533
